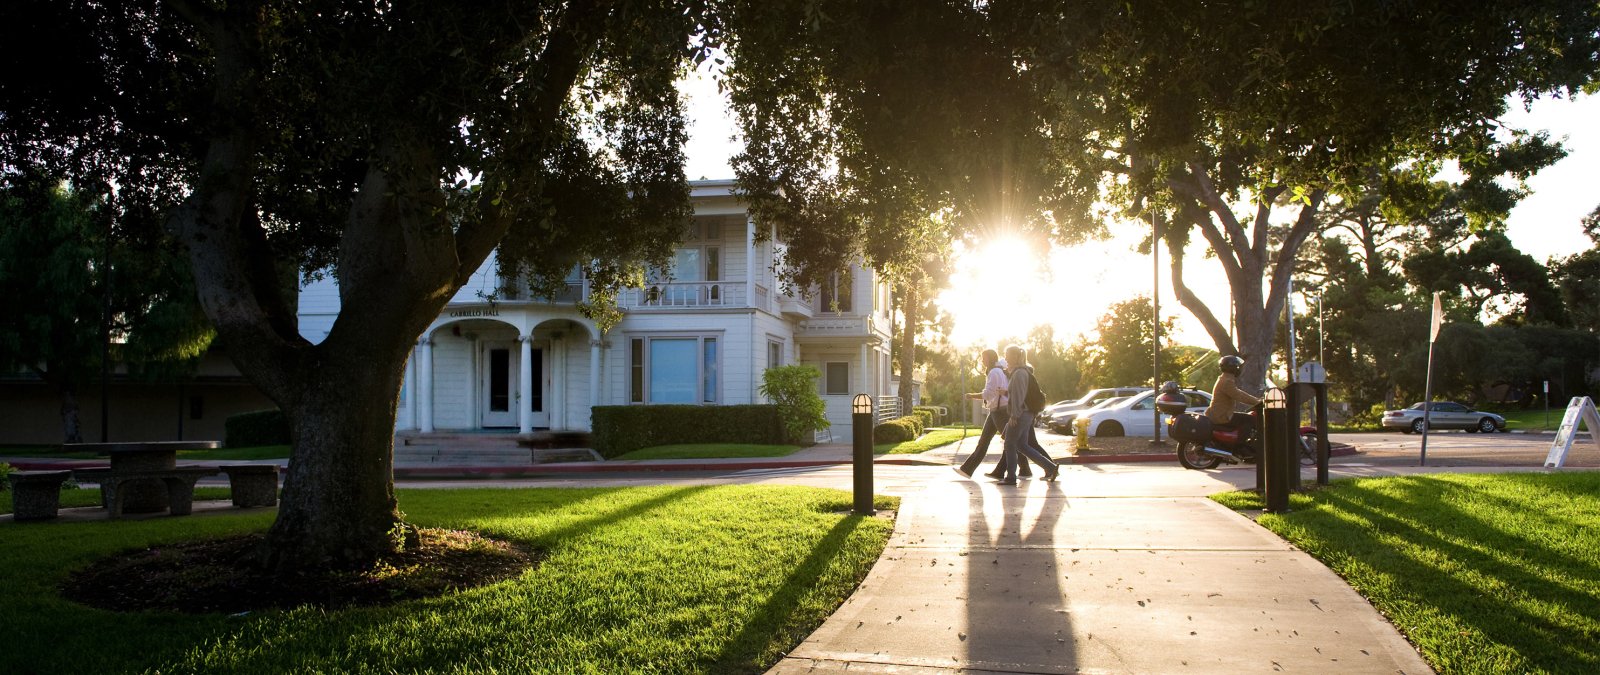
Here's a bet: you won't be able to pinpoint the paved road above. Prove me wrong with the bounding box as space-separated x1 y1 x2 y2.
1328 430 1597 468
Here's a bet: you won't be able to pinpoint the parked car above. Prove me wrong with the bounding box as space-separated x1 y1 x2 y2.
1382 402 1506 434
1038 387 1148 427
1080 389 1213 437
1044 395 1131 434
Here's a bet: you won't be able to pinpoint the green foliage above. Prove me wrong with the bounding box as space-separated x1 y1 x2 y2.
0 486 895 673
590 405 784 458
912 405 944 425
0 462 12 489
1216 473 1600 673
224 410 290 448
1076 297 1187 389
759 365 830 444
872 415 923 444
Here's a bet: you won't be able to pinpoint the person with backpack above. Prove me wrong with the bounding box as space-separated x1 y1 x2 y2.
999 344 1059 484
955 348 1033 479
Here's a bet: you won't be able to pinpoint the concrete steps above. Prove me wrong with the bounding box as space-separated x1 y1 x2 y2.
393 431 597 466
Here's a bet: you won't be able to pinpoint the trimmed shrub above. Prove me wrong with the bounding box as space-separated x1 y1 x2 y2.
911 408 934 428
0 462 12 490
590 405 784 458
913 405 944 426
225 410 290 447
759 365 830 444
872 415 924 444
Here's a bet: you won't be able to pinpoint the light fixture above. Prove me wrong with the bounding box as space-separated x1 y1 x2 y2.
853 393 873 415
1264 387 1287 409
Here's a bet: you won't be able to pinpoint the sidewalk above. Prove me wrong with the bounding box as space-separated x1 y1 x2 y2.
769 466 1434 674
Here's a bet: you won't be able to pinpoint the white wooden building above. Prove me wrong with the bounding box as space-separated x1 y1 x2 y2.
297 180 897 440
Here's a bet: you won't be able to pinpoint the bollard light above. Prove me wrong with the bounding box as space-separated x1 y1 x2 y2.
1264 387 1286 409
851 393 874 515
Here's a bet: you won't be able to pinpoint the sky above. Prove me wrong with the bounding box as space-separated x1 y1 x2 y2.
676 70 1598 352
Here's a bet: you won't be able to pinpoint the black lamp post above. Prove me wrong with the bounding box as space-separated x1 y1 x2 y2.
852 393 875 515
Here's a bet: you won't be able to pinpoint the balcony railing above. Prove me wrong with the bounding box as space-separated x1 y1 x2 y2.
619 281 747 309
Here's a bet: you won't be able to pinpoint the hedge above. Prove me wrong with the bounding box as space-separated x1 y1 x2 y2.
873 415 924 444
590 404 784 458
224 409 291 447
913 405 944 426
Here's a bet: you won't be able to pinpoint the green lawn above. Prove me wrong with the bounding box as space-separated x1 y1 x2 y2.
0 445 290 461
1496 408 1588 433
613 443 803 461
1 485 895 674
1213 473 1600 674
0 487 233 515
875 427 971 455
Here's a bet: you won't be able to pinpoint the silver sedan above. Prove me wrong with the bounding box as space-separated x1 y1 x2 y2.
1381 401 1507 434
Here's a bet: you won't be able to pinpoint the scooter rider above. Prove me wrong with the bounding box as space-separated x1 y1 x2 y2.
1205 355 1261 431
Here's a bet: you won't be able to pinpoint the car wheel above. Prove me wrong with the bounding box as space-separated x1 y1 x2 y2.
1096 421 1124 437
1478 417 1498 433
1410 418 1426 434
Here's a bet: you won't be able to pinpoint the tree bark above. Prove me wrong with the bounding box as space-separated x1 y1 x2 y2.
59 379 83 444
898 281 917 416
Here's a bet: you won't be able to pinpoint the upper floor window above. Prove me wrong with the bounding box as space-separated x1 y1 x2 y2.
819 268 853 313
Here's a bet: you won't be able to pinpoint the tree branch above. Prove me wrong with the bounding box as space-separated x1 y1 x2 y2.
1263 189 1326 324
1167 237 1237 355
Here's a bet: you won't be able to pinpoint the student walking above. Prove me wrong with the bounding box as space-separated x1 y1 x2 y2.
998 345 1059 485
954 349 1032 478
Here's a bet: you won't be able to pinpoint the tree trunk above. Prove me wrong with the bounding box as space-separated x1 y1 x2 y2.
261 337 414 570
898 281 917 416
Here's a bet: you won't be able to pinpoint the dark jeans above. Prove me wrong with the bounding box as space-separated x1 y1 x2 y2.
959 409 1052 476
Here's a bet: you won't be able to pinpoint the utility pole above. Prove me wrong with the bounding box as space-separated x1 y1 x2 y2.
1152 212 1163 444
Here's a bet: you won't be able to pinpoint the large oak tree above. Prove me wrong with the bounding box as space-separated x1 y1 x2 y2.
1 0 713 569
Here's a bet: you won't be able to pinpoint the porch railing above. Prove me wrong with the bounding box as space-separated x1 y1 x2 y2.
619 281 747 309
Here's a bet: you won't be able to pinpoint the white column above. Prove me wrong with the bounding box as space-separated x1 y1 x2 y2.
589 338 602 430
418 338 435 432
518 334 533 434
405 348 419 430
552 336 566 429
746 215 757 307
859 343 870 397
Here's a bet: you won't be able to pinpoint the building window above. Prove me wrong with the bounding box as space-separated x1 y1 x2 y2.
630 338 645 403
768 340 783 369
819 268 853 313
825 362 850 396
629 335 722 404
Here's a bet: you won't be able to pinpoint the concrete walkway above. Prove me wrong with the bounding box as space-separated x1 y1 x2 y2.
769 465 1433 674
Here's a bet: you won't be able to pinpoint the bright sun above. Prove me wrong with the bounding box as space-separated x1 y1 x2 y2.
935 232 1233 353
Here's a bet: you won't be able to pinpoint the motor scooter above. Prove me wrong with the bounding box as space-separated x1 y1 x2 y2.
1158 396 1320 471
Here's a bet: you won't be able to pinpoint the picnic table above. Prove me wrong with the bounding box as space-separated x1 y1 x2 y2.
64 441 221 514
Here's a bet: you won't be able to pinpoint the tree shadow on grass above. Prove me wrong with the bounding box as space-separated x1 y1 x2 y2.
706 515 867 674
1301 484 1600 672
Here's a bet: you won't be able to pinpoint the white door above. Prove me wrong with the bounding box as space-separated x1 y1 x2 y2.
480 342 519 428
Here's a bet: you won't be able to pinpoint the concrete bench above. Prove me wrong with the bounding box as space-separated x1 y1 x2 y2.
7 470 73 522
72 466 219 519
219 465 279 508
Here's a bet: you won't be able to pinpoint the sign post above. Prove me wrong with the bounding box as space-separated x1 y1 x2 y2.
1420 292 1443 466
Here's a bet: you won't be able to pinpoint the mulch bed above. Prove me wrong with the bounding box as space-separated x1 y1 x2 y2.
61 528 539 614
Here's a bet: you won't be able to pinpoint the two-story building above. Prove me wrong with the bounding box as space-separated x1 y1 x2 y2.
297 180 899 441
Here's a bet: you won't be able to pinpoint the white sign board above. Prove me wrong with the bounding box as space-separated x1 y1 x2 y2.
1545 396 1600 468
1295 362 1326 384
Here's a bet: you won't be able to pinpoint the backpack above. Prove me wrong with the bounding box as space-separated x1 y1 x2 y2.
1020 366 1046 413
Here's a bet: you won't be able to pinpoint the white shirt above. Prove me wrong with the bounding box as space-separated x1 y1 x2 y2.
982 358 1009 412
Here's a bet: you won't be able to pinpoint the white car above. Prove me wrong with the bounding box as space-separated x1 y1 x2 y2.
1081 389 1213 437
1039 387 1148 428
1043 395 1131 433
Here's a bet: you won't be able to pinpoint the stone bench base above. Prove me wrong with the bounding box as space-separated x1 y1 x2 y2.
7 471 73 521
220 465 279 508
73 467 219 519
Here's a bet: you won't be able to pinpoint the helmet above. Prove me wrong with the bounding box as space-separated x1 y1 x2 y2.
1219 355 1244 375
1160 380 1181 395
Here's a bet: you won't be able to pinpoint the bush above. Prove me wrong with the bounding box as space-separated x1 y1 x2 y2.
590 405 784 458
225 410 291 447
911 408 934 428
873 415 924 444
913 405 944 426
0 462 11 490
759 365 830 444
